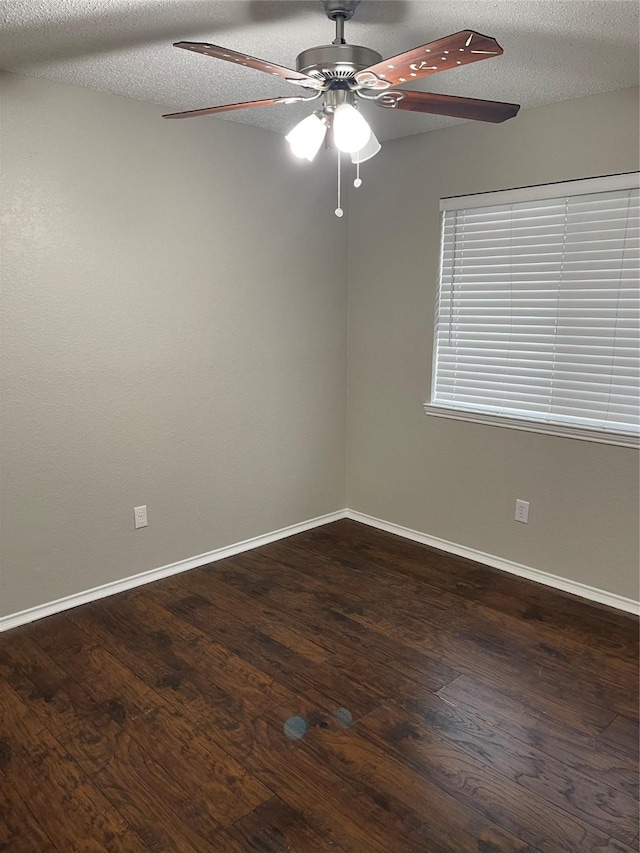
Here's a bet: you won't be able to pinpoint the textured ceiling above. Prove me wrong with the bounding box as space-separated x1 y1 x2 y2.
1 0 638 141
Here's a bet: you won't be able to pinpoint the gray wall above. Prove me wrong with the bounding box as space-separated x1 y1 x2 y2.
347 87 640 601
2 75 638 619
0 72 348 617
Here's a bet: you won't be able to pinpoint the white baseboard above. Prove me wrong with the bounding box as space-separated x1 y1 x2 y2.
346 509 640 617
2 506 637 631
0 509 348 633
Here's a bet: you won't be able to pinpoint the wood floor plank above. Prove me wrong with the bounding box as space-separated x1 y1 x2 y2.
0 627 248 850
92 731 225 852
238 537 459 618
141 572 332 665
293 520 478 586
76 592 293 717
257 556 633 731
0 632 122 776
0 770 57 852
0 682 147 852
298 521 638 654
261 696 537 853
229 797 347 852
429 599 639 720
207 830 247 853
358 701 636 853
175 564 459 701
240 540 630 734
363 602 626 731
438 674 638 800
214 713 438 853
449 568 639 659
407 691 637 843
69 604 246 728
167 592 382 719
29 619 273 828
214 547 456 661
599 715 640 759
1 519 636 852
455 596 638 686
453 669 618 739
395 627 617 737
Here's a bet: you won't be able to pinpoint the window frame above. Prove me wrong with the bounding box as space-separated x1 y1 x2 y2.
425 172 640 449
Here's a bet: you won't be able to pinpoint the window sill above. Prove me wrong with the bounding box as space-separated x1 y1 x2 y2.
423 403 639 449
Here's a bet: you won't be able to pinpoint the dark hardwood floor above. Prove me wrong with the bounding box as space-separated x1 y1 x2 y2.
1 519 638 852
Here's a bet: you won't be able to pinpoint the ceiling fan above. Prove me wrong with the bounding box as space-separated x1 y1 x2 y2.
164 0 520 214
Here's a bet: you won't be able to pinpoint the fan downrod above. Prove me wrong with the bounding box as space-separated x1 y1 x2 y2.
298 1 378 81
322 0 360 43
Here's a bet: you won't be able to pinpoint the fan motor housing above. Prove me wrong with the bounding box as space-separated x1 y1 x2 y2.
296 43 382 83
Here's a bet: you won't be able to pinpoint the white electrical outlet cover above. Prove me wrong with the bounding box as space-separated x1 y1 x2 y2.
515 499 529 523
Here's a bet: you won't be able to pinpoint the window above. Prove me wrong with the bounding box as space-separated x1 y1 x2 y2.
426 173 640 448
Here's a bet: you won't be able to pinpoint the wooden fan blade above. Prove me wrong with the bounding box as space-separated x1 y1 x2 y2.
375 90 520 123
355 30 503 89
174 41 323 90
163 97 301 119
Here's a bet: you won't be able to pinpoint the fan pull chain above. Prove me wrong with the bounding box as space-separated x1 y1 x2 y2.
335 150 343 218
354 157 362 189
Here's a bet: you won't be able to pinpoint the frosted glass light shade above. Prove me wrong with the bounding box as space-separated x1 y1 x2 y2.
351 128 381 163
333 104 371 154
286 113 327 161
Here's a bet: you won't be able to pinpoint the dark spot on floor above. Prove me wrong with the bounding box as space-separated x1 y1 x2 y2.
153 631 172 648
132 825 159 848
106 699 126 723
31 685 57 703
371 791 389 810
156 672 182 691
537 642 568 661
390 720 423 742
0 740 12 768
522 607 544 622
478 839 500 853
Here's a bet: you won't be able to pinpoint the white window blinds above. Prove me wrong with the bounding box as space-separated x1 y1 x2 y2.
429 173 640 447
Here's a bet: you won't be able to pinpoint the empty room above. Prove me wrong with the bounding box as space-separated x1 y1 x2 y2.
1 0 638 850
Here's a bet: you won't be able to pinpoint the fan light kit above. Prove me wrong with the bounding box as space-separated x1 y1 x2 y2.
164 0 520 216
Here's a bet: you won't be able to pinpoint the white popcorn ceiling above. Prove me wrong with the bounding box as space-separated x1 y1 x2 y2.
1 0 638 141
